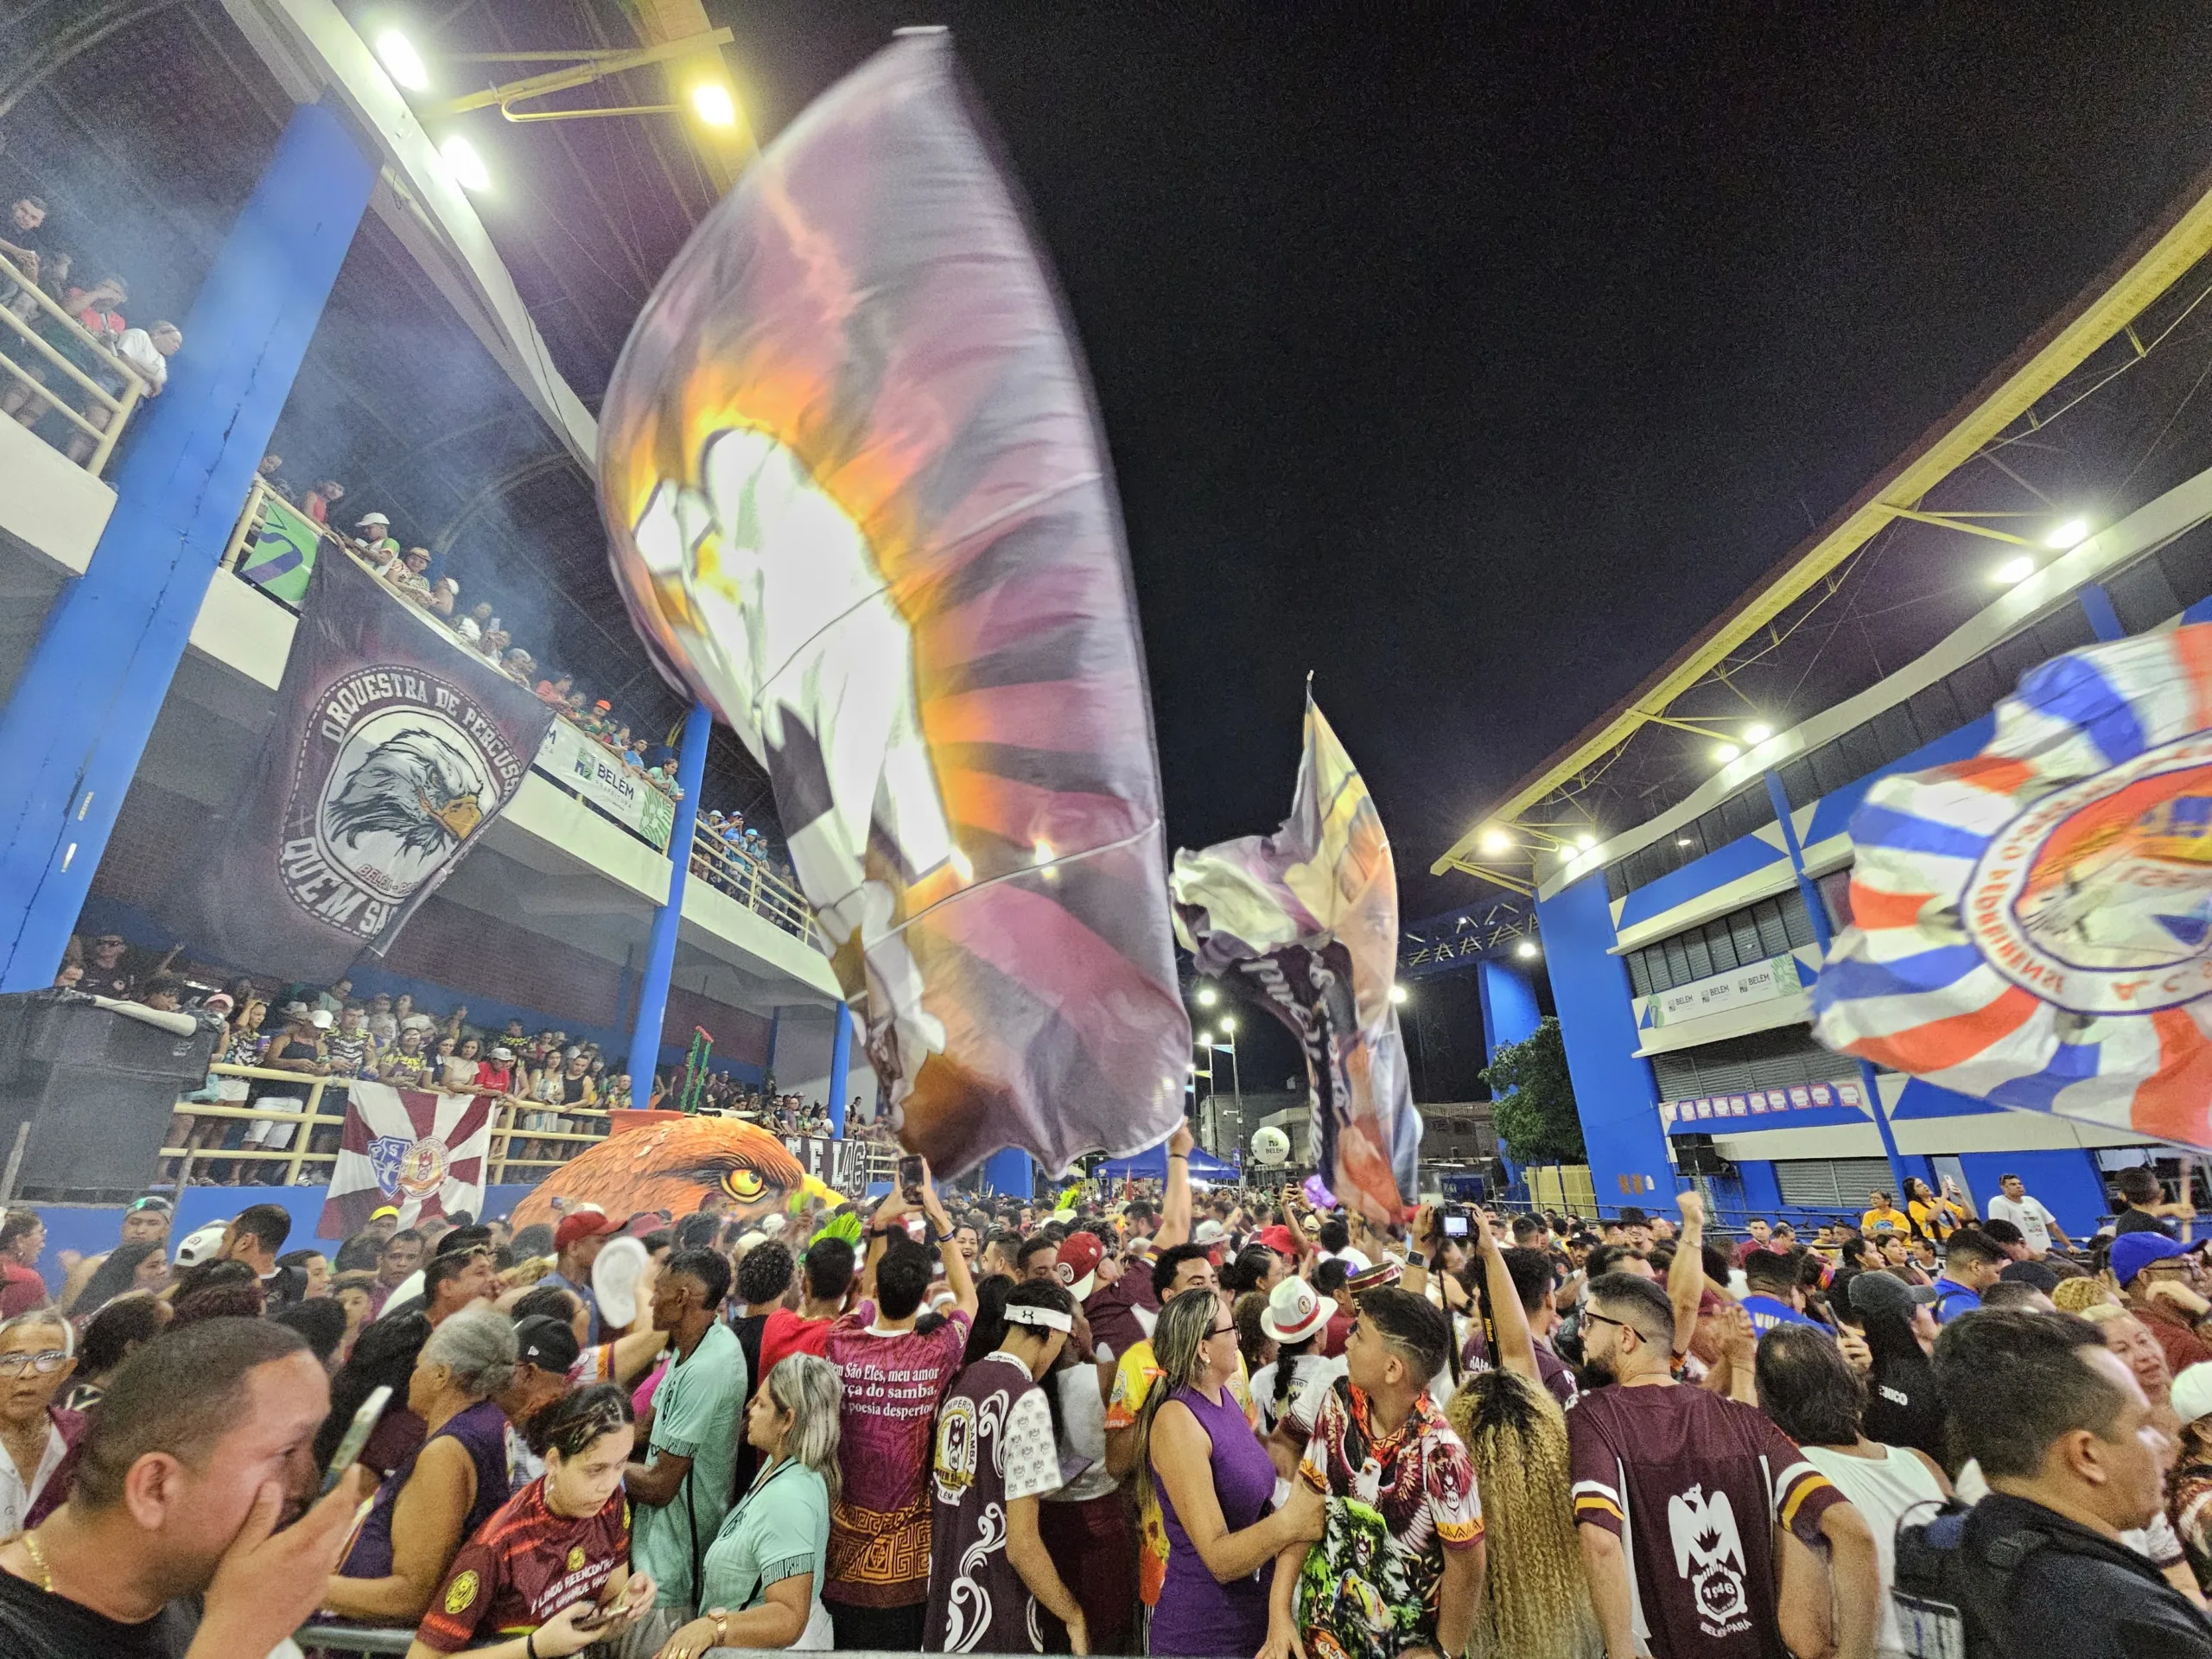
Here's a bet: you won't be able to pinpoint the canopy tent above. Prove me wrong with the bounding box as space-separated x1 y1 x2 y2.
1095 1142 1238 1183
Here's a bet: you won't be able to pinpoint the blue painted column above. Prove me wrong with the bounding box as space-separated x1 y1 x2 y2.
2077 583 2126 643
1536 872 1677 1212
826 1001 853 1135
625 702 713 1098
1477 957 1541 1196
0 100 375 988
1765 770 1910 1197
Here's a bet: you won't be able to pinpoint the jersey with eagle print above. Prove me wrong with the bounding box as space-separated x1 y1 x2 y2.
414 1477 630 1651
1567 1384 1842 1659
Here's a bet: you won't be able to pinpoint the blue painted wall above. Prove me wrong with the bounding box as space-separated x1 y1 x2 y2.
1477 959 1541 1056
1614 834 1785 934
1536 873 1676 1212
1952 1147 2110 1240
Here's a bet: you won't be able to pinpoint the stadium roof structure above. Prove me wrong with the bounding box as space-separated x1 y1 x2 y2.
1433 160 2212 897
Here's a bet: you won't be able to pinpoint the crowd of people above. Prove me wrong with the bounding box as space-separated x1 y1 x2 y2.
0 1134 2204 1657
0 190 181 467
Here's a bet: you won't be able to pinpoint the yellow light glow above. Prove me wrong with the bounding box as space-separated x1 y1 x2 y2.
1713 741 1741 765
1219 1015 1236 1033
691 83 739 127
1478 826 1513 856
2045 516 2090 550
1745 722 1772 744
1574 833 1596 852
1389 984 1408 1005
1994 555 2037 585
1516 939 1539 959
1197 986 1218 1007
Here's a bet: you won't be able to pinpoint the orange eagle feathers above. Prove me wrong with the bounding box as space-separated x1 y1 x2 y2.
509 1116 839 1231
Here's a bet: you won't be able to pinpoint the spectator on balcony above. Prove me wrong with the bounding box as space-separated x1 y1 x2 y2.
390 545 433 601
454 600 493 644
383 1026 432 1086
3 246 64 340
262 1001 330 1076
303 478 345 524
73 931 179 1000
426 575 459 618
502 646 536 685
477 624 510 665
324 1003 379 1079
476 1045 517 1097
439 1035 484 1092
535 671 575 707
0 194 46 291
256 451 290 498
352 512 397 564
62 315 178 466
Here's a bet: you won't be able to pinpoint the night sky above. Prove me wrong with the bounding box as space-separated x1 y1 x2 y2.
709 2 2212 918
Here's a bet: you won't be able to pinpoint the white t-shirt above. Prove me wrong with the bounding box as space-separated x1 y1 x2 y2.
1986 1193 2058 1255
114 327 168 394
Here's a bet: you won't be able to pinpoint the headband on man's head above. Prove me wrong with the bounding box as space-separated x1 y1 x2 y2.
1002 1303 1073 1333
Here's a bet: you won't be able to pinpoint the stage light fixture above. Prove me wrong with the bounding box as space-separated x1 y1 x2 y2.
376 29 429 91
1197 986 1218 1007
1478 825 1513 856
1745 722 1772 744
1713 741 1741 764
692 83 739 126
441 135 490 192
2045 517 2090 550
1516 939 1539 959
1389 984 1408 1005
1993 555 2036 585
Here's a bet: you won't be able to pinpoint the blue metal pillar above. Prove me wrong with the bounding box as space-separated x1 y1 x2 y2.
0 100 375 989
2078 582 2126 643
1764 770 1910 1197
625 703 713 1097
1477 957 1541 1197
826 1001 853 1135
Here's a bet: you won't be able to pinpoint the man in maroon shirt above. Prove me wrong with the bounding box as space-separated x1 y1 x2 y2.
1568 1272 1880 1659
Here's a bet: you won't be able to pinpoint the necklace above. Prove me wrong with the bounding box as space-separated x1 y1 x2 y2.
19 1529 53 1593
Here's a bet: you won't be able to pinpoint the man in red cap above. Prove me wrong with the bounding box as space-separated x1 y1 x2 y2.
543 1208 625 1342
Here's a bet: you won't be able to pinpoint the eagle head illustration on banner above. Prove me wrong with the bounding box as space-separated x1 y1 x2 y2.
509 1116 840 1231
1813 624 2212 1152
594 34 1190 1178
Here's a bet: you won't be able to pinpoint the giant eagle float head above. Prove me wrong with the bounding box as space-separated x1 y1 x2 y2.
327 728 488 857
509 1116 840 1231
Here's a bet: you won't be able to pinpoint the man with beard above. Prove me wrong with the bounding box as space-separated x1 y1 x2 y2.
0 1318 365 1656
1567 1273 1881 1659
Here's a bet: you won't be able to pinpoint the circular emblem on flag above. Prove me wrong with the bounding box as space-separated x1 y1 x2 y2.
567 1545 586 1573
394 1136 452 1199
445 1570 479 1615
932 1396 978 1504
1812 626 2212 1147
1966 735 2212 1013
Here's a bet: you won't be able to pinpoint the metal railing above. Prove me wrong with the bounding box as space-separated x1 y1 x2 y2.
690 825 818 947
162 1065 880 1194
0 251 146 476
213 480 825 947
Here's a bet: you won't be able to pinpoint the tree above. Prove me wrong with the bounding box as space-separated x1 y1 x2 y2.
1483 1015 1587 1165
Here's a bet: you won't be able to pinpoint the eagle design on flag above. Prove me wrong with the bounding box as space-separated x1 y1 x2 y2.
318 1081 494 1239
594 34 1190 1178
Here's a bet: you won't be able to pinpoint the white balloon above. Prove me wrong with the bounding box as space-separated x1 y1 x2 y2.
1251 1125 1290 1166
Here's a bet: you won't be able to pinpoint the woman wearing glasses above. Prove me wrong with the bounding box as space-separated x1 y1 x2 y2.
0 1312 80 1535
1136 1288 1323 1659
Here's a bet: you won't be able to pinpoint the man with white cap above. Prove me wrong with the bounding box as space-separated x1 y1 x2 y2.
353 511 397 569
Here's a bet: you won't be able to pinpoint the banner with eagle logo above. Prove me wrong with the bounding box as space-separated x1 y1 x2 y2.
318 1080 495 1238
594 34 1190 1179
181 548 554 982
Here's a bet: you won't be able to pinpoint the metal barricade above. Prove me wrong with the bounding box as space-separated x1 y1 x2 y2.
0 250 146 476
689 828 821 948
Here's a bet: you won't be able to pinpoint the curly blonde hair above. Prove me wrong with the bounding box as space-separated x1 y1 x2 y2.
2052 1276 2117 1315
1444 1367 1599 1659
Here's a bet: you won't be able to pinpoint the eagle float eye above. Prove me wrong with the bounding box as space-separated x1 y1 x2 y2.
722 1169 766 1202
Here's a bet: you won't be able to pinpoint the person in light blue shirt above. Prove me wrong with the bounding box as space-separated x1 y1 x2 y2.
1930 1228 2008 1325
626 1248 747 1645
1739 1247 1825 1337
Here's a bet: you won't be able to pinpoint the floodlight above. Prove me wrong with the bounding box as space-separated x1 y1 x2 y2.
1574 833 1596 851
1197 986 1218 1007
441 135 490 192
1389 984 1408 1005
376 29 429 91
1478 825 1513 856
1745 722 1772 744
2044 517 2090 550
1993 555 2036 585
692 83 739 127
1516 939 1539 959
1713 741 1740 764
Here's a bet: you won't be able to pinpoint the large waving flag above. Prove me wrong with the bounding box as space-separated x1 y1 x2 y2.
594 34 1189 1177
1813 625 2212 1151
318 1082 494 1238
1170 691 1419 1222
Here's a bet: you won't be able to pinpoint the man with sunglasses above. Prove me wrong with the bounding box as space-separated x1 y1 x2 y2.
1567 1273 1881 1659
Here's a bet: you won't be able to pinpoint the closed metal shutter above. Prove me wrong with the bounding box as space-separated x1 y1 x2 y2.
1774 1157 1897 1209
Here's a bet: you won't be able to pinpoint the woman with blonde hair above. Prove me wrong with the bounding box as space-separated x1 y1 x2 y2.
1137 1287 1322 1659
657 1353 842 1656
1416 1209 1599 1659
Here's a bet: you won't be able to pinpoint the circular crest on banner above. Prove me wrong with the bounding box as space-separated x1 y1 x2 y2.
394 1136 451 1199
1966 733 2212 1014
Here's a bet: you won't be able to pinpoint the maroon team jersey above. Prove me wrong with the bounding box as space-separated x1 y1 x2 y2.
1567 1383 1842 1659
416 1478 630 1651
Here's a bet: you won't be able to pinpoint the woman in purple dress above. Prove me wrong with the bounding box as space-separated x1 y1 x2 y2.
1138 1288 1325 1657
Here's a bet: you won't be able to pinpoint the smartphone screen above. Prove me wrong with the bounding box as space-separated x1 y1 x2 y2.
321 1384 392 1492
899 1154 925 1200
1442 1213 1469 1237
